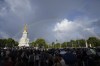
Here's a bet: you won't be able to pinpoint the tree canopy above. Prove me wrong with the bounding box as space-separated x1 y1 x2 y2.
30 38 48 48
0 38 18 48
0 36 100 48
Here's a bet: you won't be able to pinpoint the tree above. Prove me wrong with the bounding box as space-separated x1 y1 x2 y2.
76 40 80 47
0 39 6 47
79 39 85 47
67 42 72 47
0 38 18 48
75 39 85 47
30 41 35 47
54 43 61 48
6 38 19 47
87 37 100 47
14 41 18 46
70 40 77 47
34 38 47 48
61 42 67 48
6 38 14 47
52 42 55 48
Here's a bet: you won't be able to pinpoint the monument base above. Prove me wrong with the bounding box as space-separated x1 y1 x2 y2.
18 44 29 47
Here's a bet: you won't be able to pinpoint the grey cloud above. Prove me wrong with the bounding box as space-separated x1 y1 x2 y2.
0 0 100 42
53 18 100 42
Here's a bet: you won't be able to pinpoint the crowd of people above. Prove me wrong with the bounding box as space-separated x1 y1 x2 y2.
0 47 100 66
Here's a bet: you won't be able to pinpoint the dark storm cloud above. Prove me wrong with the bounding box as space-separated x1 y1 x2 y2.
0 0 100 42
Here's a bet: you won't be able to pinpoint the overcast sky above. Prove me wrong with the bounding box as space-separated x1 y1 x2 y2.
0 0 100 42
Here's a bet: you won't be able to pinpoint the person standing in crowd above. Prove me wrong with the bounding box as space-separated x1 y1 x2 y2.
28 53 35 66
0 47 100 66
34 53 40 66
4 57 14 66
54 54 62 66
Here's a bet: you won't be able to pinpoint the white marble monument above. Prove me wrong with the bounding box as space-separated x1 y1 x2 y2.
18 24 29 47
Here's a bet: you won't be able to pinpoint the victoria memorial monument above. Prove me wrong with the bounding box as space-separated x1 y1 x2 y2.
18 24 29 47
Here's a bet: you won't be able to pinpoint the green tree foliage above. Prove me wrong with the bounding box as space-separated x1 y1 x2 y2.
6 38 15 47
67 42 72 47
5 36 99 48
87 37 100 47
35 38 46 48
0 38 18 47
31 38 48 48
54 43 61 48
76 40 80 47
75 39 86 47
30 41 35 47
14 41 18 46
0 39 6 47
79 39 85 47
52 42 55 48
70 40 76 47
61 42 67 48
